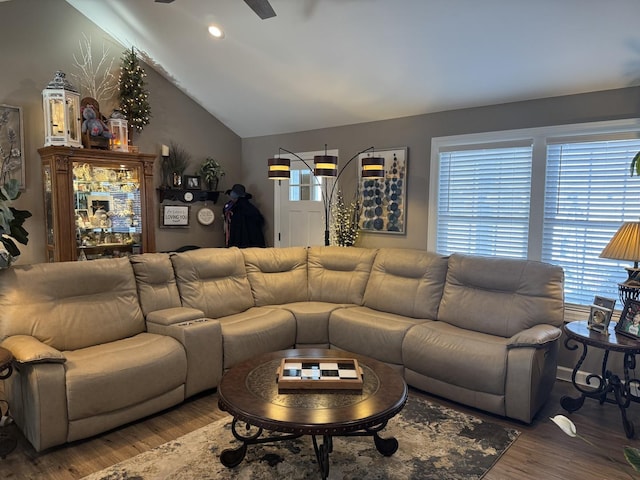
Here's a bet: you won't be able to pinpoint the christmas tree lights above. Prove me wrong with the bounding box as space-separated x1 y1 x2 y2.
330 190 359 247
118 47 151 138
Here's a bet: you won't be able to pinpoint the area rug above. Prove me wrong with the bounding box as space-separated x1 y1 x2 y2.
81 396 519 480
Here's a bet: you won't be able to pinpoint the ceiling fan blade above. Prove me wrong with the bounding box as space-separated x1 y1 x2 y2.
244 0 276 19
155 0 175 3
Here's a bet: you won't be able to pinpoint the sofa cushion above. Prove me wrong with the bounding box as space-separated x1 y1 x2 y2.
242 247 309 305
438 253 564 337
363 248 448 318
171 248 254 318
130 253 181 316
329 306 424 365
403 321 508 395
307 246 377 305
0 258 145 351
64 333 186 421
218 307 296 368
276 301 349 345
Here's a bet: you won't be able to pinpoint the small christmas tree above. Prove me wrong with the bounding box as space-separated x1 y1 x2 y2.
118 47 151 138
330 191 359 247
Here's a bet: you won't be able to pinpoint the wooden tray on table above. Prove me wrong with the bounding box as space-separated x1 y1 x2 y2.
276 357 364 392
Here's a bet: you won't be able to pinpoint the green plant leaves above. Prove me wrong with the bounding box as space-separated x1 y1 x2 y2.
624 446 640 472
630 151 640 176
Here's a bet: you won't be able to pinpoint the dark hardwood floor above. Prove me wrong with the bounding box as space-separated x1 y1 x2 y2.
1 380 639 479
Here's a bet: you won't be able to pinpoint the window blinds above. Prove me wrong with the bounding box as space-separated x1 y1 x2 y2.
543 139 640 305
437 145 533 258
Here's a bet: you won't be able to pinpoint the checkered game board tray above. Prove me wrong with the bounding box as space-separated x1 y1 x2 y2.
276 357 364 392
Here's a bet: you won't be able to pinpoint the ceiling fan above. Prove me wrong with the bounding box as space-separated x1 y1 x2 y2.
154 0 276 19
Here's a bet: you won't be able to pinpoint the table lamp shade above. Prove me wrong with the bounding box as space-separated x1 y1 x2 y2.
600 222 640 265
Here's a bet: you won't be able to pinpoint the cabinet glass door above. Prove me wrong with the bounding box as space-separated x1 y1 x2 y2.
73 161 143 260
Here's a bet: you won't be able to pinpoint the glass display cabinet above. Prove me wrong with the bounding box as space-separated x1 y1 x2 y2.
38 146 156 262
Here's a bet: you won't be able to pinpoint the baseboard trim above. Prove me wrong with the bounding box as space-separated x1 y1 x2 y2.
557 366 639 395
557 366 587 385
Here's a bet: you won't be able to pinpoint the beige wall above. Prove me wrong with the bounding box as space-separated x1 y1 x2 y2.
0 0 241 265
242 87 640 248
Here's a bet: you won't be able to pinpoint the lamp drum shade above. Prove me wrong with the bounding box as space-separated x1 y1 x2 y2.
268 157 290 179
361 156 385 178
313 154 338 177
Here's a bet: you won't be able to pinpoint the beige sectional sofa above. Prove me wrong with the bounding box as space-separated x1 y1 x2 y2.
0 246 564 451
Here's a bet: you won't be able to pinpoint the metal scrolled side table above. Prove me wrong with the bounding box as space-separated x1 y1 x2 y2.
560 320 640 438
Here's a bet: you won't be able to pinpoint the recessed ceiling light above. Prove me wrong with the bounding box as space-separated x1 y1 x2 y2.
208 25 224 39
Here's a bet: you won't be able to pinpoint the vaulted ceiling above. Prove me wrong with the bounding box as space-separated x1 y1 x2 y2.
66 0 640 138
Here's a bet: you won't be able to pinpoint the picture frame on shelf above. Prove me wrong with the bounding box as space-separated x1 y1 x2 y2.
161 205 190 228
75 209 90 228
615 298 640 340
0 104 26 190
184 175 201 190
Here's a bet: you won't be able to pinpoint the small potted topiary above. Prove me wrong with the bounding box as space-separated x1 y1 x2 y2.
198 157 225 191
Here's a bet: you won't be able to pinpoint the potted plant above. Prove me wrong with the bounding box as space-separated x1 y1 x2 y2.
198 157 225 191
163 142 190 188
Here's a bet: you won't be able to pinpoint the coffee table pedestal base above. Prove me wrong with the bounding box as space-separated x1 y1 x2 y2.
220 417 399 479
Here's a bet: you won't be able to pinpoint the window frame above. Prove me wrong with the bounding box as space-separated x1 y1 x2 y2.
429 118 640 314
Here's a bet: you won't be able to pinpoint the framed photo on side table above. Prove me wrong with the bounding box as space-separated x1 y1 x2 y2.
615 298 640 340
588 295 616 333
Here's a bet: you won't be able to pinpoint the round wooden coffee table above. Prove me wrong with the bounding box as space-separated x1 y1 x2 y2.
218 348 408 479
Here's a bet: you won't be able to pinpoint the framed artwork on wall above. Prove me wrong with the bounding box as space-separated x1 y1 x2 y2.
358 147 408 235
161 205 190 228
0 104 26 190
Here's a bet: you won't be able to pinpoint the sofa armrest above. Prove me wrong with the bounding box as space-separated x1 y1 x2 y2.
1 335 66 364
146 315 223 397
507 324 561 349
146 307 205 326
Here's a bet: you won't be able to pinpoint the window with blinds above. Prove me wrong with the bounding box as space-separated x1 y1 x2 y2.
437 145 533 258
543 139 640 305
431 120 640 307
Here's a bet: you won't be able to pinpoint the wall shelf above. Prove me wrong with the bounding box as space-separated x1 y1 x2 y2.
157 188 220 204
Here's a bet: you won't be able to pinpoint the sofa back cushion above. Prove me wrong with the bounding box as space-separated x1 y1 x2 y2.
438 253 564 337
242 247 309 306
363 248 449 318
0 257 145 350
130 253 181 316
307 246 377 304
171 247 254 318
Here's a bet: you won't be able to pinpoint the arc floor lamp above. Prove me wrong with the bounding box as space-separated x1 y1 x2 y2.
268 146 385 246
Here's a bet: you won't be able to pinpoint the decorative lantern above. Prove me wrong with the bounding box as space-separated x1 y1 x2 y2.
42 71 82 148
108 110 129 152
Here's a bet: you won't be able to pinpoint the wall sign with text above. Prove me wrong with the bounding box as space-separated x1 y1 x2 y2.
161 205 190 228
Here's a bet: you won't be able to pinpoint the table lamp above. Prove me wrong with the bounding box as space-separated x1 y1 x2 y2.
599 221 640 304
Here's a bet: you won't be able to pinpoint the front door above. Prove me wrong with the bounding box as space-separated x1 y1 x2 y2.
273 150 336 247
